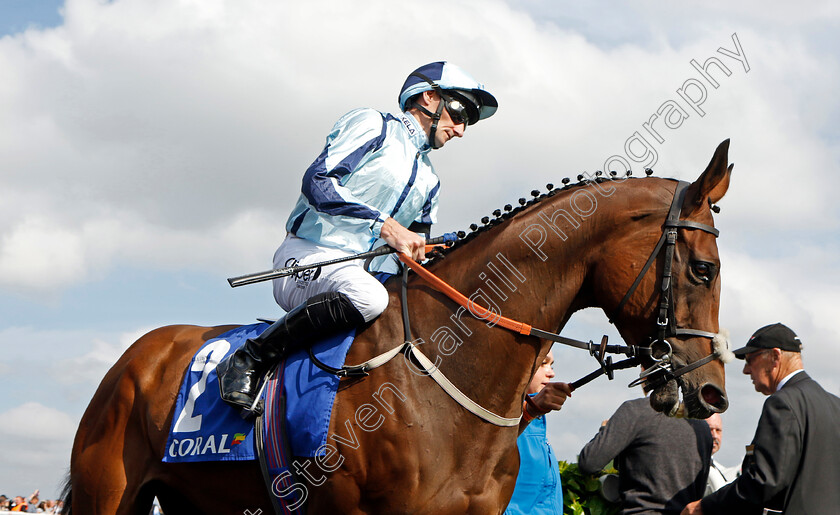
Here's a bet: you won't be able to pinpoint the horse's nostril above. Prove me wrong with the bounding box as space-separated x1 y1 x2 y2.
700 384 728 412
702 385 721 405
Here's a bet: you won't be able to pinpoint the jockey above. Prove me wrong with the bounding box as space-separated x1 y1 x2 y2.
217 61 498 410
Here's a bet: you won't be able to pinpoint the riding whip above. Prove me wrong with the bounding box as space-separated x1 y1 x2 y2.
227 232 458 288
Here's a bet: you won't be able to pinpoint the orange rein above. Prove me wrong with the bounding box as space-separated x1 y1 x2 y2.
399 252 533 336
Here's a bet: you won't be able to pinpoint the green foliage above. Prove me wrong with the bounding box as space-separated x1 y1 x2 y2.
558 460 620 515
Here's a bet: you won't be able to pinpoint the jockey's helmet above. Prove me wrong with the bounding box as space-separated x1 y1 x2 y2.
398 61 498 126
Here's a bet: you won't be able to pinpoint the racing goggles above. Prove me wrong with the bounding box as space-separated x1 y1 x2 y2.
440 91 480 126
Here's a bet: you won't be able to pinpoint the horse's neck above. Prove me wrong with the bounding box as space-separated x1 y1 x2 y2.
406 184 624 417
432 184 629 328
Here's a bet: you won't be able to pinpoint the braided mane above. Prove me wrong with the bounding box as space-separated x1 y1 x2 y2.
426 170 654 265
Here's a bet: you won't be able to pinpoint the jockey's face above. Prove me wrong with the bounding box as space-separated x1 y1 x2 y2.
527 350 556 395
434 97 466 148
412 91 466 148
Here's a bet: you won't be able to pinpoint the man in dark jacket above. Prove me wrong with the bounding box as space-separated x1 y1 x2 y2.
683 323 840 514
578 396 712 514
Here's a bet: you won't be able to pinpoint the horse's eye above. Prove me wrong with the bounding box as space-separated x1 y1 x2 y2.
691 261 715 282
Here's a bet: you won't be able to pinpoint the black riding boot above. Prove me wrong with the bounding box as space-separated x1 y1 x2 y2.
216 292 365 411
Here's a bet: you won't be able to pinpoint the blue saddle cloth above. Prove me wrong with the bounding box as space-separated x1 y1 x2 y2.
163 323 357 463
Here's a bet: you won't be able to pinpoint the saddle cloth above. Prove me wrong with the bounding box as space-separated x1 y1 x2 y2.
163 323 357 463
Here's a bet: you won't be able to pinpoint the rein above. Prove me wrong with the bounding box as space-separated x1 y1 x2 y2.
392 254 653 395
310 179 725 425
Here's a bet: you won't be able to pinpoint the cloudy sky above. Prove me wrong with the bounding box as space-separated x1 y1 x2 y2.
1 0 839 501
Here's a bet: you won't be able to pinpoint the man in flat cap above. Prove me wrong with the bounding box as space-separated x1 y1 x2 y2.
683 323 840 514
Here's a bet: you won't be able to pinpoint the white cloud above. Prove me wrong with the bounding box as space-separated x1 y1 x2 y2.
0 324 153 497
0 325 151 398
54 332 140 386
0 217 87 293
0 0 838 299
0 402 76 500
0 402 75 441
1 0 840 498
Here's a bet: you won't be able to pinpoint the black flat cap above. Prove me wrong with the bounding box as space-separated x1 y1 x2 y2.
733 323 802 359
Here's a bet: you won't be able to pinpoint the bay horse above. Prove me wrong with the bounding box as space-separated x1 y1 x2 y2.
64 140 733 514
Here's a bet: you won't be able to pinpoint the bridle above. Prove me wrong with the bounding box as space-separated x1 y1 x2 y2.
610 180 722 391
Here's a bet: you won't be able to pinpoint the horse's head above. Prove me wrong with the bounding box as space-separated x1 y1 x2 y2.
593 140 733 419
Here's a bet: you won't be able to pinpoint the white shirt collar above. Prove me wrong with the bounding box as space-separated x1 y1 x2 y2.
776 369 804 392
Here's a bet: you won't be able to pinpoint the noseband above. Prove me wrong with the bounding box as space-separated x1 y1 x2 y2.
611 180 722 391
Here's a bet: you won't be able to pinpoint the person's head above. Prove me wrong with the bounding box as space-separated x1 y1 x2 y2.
398 61 497 150
706 413 723 454
527 350 556 395
734 323 804 395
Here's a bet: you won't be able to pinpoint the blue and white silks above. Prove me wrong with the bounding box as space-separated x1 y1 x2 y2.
286 108 440 271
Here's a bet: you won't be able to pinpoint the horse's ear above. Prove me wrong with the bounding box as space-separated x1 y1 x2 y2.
684 139 733 215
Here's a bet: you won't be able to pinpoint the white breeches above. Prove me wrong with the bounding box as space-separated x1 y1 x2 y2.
272 234 390 322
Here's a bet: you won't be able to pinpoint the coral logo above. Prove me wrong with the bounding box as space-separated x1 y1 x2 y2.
168 433 233 458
